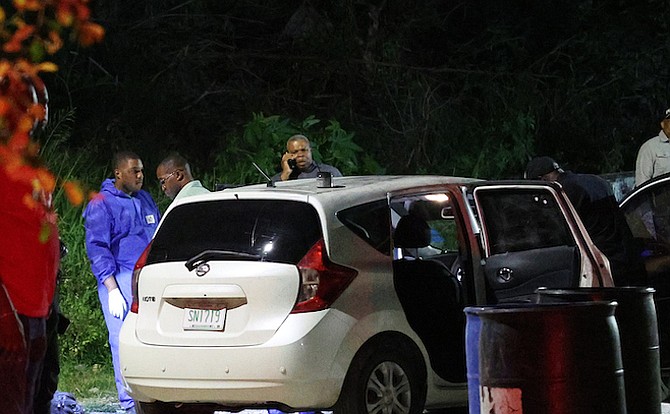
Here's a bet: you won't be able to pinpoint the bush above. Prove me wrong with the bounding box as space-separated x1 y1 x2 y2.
207 113 383 188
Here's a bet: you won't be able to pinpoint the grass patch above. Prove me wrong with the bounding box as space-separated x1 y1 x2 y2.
58 359 119 411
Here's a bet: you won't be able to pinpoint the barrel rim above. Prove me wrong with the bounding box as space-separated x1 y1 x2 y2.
463 301 617 315
535 286 656 295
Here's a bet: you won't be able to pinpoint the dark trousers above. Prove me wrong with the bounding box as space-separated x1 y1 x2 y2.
1 314 47 414
34 299 62 414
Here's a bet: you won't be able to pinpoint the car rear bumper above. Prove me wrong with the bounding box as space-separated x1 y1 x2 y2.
119 309 353 409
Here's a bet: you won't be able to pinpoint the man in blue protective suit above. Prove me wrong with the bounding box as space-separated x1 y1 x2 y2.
83 150 160 414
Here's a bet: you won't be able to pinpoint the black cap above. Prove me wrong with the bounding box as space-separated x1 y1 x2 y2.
525 156 561 179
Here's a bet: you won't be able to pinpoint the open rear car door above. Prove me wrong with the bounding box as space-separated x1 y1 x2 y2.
472 182 612 303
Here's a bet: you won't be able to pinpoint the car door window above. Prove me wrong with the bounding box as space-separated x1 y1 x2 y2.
622 183 670 246
621 180 670 294
474 187 579 301
476 189 575 254
389 195 460 260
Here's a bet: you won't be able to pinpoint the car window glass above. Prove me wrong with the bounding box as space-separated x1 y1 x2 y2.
148 200 322 265
427 212 459 253
390 193 458 260
337 200 391 255
624 185 670 242
476 188 574 255
622 183 670 257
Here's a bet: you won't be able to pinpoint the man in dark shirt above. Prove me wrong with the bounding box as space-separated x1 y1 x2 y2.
525 156 645 286
272 135 342 182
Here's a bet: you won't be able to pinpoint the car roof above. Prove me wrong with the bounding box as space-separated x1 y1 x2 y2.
169 175 482 215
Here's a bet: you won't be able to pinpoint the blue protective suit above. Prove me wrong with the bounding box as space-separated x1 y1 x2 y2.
83 178 160 410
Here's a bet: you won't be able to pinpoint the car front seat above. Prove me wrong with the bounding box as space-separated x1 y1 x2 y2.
392 213 466 383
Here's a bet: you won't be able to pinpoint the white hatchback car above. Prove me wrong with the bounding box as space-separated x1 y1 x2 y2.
119 175 612 414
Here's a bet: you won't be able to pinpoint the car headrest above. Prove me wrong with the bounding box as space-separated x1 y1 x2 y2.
394 214 431 248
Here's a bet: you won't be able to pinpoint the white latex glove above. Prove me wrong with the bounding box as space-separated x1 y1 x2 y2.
108 288 127 319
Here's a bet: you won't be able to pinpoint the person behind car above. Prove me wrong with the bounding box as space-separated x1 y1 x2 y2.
635 108 670 187
525 156 646 286
272 134 343 182
156 152 210 205
83 150 161 414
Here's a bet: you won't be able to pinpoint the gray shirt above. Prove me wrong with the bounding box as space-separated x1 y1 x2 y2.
271 162 342 183
635 130 670 187
172 180 210 203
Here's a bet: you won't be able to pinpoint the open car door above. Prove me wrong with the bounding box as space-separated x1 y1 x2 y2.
620 173 670 389
472 183 611 303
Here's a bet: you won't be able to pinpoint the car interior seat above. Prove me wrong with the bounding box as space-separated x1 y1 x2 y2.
392 213 466 383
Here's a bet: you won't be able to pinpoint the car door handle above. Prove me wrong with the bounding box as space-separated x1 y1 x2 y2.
497 267 513 282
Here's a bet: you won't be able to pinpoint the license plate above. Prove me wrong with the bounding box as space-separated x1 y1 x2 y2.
182 308 226 331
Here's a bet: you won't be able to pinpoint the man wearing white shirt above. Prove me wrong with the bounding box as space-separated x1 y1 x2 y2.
635 108 670 187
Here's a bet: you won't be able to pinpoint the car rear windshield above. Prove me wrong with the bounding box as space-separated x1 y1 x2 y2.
147 199 322 265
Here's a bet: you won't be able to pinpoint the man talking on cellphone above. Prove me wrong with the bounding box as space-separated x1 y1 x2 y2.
272 134 342 182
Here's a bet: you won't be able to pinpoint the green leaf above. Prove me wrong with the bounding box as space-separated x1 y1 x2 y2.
29 40 46 63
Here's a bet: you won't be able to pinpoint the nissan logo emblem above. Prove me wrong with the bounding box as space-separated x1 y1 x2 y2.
195 263 210 277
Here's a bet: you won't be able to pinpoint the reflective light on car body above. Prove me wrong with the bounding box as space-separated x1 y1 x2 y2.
299 268 319 301
424 193 450 202
533 195 549 205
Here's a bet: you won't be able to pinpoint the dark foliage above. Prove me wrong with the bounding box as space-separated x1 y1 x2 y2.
44 0 670 368
47 0 670 178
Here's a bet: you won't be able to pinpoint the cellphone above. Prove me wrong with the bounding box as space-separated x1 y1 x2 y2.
288 158 298 170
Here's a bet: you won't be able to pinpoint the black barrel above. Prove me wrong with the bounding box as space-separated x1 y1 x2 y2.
476 301 625 414
536 287 661 414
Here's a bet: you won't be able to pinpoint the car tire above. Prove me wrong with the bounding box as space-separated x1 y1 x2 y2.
333 335 427 414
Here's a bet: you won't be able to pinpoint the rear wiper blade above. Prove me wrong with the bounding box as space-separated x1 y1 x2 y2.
185 249 261 271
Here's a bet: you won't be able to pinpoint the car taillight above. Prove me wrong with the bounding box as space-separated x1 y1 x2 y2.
130 241 152 314
291 238 358 313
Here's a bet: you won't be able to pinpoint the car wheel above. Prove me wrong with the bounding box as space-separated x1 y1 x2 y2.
334 337 427 414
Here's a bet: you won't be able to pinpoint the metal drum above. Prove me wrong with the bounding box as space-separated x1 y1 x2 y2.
474 301 626 414
536 287 661 414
